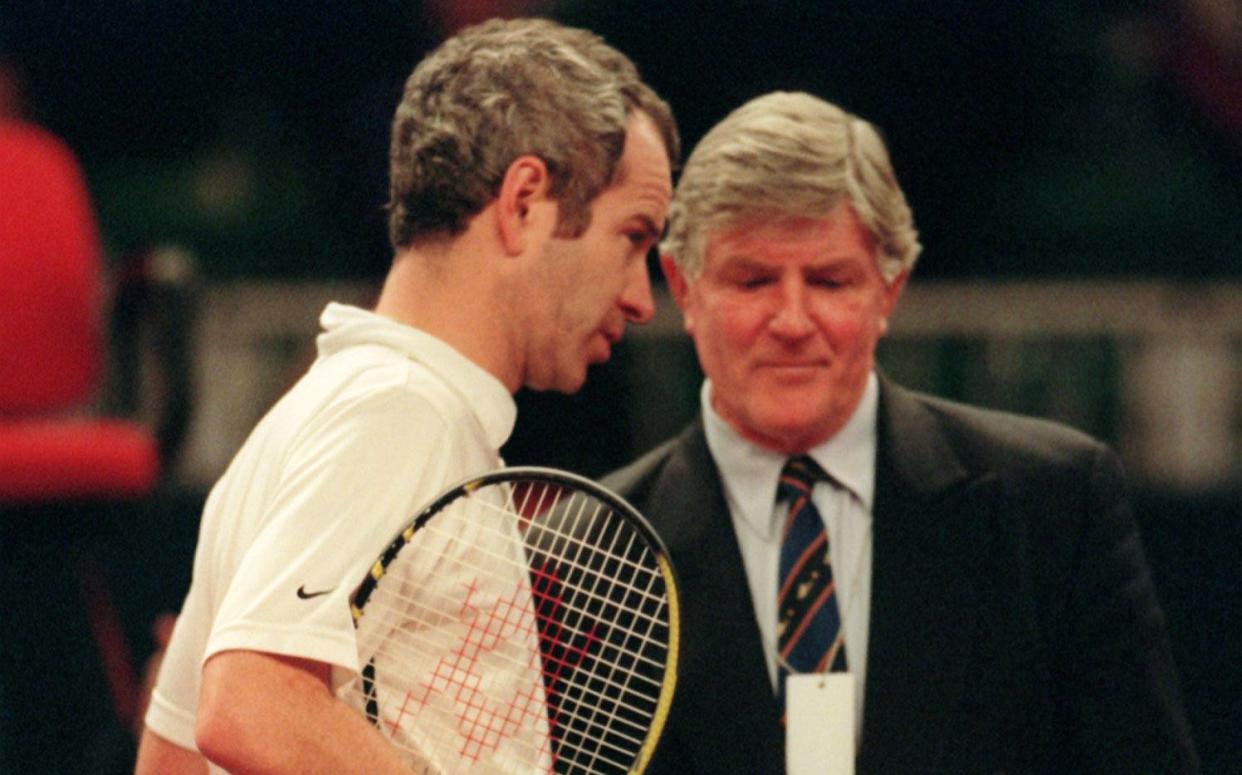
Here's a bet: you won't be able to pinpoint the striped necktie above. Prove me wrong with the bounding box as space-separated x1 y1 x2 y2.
777 455 847 709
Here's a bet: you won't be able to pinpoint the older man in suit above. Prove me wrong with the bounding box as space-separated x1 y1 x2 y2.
605 92 1197 773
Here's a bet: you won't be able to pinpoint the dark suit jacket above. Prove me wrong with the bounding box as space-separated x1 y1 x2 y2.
604 377 1198 774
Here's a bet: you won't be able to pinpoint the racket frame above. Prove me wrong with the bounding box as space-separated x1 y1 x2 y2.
348 466 681 774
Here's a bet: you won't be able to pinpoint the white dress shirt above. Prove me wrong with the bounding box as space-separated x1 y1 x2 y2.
701 372 878 738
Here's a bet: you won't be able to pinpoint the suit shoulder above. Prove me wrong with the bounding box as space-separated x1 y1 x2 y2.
904 388 1108 471
602 434 682 501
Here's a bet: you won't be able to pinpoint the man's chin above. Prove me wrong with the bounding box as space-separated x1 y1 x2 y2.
738 408 842 454
536 364 589 396
559 372 589 395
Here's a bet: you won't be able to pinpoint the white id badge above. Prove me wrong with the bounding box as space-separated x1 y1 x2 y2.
786 673 854 775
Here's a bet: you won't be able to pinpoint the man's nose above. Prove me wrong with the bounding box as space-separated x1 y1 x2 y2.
620 260 656 324
768 280 814 338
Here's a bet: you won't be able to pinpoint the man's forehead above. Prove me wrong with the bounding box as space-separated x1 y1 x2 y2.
603 120 673 205
704 207 876 254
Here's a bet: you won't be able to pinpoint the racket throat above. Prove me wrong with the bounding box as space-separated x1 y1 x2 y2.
361 659 380 725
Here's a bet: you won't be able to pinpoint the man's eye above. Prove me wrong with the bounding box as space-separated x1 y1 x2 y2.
739 277 773 289
809 275 846 288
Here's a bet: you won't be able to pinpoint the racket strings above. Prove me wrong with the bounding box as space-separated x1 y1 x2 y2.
347 478 673 774
344 570 554 771
360 544 670 687
350 609 658 771
364 495 672 675
524 522 663 774
365 516 670 685
345 658 648 775
350 591 665 739
505 483 674 775
353 582 667 701
517 490 669 601
348 570 669 744
376 491 670 623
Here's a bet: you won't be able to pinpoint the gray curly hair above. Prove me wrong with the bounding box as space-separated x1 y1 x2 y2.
386 17 679 249
661 91 919 283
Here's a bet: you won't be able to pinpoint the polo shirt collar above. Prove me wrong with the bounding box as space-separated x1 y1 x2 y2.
317 302 516 450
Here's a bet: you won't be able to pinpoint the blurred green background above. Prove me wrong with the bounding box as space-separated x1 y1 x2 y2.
4 1 1239 283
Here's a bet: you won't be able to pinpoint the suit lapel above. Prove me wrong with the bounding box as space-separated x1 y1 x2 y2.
646 421 786 774
857 378 999 773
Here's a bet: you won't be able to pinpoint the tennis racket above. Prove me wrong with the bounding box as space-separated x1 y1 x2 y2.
339 467 680 774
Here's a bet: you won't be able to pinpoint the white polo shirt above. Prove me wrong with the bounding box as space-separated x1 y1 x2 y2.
145 303 516 758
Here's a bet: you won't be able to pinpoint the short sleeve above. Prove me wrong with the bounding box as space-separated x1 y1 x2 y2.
204 387 455 680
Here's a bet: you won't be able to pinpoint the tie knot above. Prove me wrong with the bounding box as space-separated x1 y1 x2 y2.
777 455 828 500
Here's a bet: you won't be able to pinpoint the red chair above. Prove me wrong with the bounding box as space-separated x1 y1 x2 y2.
0 118 196 771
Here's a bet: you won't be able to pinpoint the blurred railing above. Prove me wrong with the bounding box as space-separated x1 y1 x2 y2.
176 280 1241 492
177 281 375 487
885 281 1241 491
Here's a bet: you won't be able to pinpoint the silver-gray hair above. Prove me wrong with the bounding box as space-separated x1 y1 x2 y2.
662 91 919 282
387 17 678 249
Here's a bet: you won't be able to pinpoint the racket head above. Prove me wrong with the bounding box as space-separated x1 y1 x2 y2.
344 466 680 774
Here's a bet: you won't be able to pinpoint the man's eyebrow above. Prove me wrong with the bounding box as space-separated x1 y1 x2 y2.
715 256 769 272
633 214 662 240
806 257 861 270
715 255 857 272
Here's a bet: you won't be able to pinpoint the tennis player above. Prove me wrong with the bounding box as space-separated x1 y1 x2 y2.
136 18 677 773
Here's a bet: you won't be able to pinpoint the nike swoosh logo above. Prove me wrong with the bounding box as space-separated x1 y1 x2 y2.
296 585 335 600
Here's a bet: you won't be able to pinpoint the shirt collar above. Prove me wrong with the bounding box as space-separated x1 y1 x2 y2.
702 372 879 540
316 302 517 450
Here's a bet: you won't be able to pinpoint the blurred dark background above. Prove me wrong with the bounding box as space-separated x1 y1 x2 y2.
4 0 1239 282
1 1 1238 772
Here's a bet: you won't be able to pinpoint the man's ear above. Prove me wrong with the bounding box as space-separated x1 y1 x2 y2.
878 269 910 335
660 254 696 332
660 255 688 308
496 155 553 255
882 269 909 317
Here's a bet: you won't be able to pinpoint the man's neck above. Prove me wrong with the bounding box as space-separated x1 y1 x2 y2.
375 239 522 393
